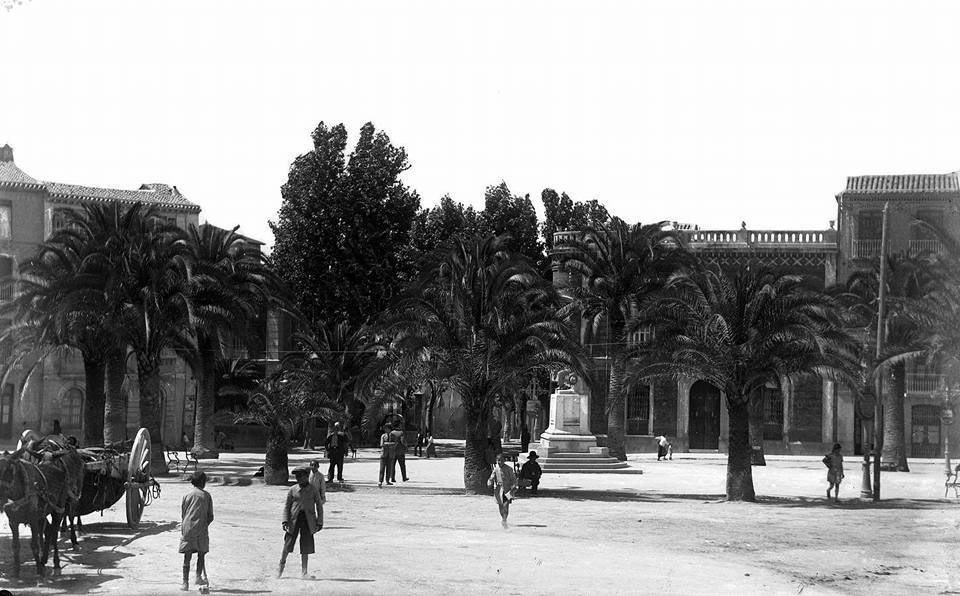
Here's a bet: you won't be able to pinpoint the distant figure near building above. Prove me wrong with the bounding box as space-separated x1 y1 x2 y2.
424 433 437 458
488 452 518 529
179 471 214 592
519 451 542 494
378 424 397 488
823 443 845 502
414 431 424 457
324 422 349 485
279 466 323 578
52 419 62 435
654 435 671 461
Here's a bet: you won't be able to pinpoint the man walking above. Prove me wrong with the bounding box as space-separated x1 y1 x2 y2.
378 423 397 488
324 422 349 485
389 421 409 482
487 452 518 529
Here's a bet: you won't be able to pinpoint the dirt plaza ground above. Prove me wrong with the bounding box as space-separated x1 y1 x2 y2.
0 441 957 595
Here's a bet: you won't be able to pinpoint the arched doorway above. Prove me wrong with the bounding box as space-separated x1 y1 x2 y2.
60 387 84 435
689 381 721 449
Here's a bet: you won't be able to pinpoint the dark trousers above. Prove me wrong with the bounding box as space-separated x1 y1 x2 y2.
327 453 344 482
379 455 395 483
391 453 407 481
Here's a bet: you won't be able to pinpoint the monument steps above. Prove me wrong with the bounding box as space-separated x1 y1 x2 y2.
539 452 641 474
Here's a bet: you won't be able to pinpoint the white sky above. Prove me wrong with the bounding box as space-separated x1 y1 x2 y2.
2 1 960 249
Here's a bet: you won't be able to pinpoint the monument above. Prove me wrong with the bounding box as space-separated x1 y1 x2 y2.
538 370 608 456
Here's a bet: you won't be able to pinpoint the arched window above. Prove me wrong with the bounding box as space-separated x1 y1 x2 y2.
62 388 83 429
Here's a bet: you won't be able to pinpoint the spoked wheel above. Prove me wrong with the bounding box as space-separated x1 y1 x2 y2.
125 428 151 529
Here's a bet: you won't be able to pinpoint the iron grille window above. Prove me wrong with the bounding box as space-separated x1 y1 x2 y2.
762 387 783 440
857 210 883 240
625 384 650 435
62 388 83 429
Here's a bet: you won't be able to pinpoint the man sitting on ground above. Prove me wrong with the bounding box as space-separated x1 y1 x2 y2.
519 450 542 494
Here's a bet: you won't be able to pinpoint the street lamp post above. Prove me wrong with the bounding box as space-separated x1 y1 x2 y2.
942 387 955 479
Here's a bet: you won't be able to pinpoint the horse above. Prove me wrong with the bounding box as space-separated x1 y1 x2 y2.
0 451 50 578
20 436 85 572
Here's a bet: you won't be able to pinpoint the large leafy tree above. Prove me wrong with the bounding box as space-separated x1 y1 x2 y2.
389 235 586 493
181 224 284 458
270 122 421 330
410 195 484 256
540 188 609 253
481 183 542 265
634 265 861 501
559 218 690 460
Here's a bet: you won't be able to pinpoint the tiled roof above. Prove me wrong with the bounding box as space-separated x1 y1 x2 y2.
844 172 960 193
44 181 200 210
0 144 200 210
0 160 44 190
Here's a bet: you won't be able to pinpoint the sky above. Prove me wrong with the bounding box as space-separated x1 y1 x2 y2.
2 1 960 249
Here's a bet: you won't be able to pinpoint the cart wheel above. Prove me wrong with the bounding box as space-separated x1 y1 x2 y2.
126 428 151 529
16 429 42 451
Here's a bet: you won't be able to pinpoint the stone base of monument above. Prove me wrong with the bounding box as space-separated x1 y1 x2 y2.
534 377 642 474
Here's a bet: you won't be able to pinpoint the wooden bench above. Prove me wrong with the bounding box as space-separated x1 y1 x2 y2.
165 446 200 474
947 464 960 498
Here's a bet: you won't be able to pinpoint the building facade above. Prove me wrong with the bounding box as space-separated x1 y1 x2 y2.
0 144 204 445
553 171 960 458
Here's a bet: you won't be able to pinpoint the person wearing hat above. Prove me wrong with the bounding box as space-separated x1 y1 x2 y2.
519 451 543 495
179 471 214 591
324 421 350 485
378 423 398 488
279 465 323 578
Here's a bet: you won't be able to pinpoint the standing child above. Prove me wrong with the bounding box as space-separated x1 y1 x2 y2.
378 424 397 487
487 452 518 529
279 466 323 578
822 443 844 501
180 471 214 592
424 433 436 458
308 460 327 527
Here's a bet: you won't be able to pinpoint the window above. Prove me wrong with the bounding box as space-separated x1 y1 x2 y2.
625 384 650 435
51 208 77 233
761 387 783 440
626 325 652 346
0 205 10 240
857 210 883 240
61 388 83 429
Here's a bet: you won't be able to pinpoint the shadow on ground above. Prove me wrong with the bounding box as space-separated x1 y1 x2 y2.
0 520 176 593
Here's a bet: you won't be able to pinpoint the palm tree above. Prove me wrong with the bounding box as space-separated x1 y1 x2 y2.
632 265 860 501
832 257 929 472
118 215 194 474
389 235 586 494
559 218 690 460
181 224 283 459
238 367 344 484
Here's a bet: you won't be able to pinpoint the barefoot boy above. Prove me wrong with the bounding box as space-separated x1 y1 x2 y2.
822 443 844 501
180 471 214 591
279 466 323 578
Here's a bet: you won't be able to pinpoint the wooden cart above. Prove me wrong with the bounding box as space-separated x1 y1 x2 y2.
18 427 160 529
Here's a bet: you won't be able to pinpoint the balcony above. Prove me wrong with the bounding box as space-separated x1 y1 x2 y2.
684 228 838 251
852 239 882 259
908 239 941 256
906 372 943 394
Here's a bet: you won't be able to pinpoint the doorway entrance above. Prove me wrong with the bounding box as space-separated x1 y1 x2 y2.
911 404 941 458
0 384 12 439
689 381 721 449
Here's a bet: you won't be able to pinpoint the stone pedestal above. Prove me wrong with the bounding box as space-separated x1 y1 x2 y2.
538 387 597 455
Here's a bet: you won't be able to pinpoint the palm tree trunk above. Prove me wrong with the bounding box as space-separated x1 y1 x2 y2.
426 390 438 435
463 409 491 494
81 355 106 447
192 340 219 459
726 395 756 501
881 362 909 472
606 358 627 461
264 425 289 485
103 348 127 446
136 356 169 475
748 392 766 466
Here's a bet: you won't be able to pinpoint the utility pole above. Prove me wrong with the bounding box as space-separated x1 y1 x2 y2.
873 202 890 501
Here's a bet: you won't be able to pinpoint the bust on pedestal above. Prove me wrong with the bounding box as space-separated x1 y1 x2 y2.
539 370 605 456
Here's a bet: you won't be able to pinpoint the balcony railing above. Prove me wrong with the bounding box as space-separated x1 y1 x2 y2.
0 283 11 302
908 239 941 256
853 239 882 259
906 372 943 394
685 229 837 246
